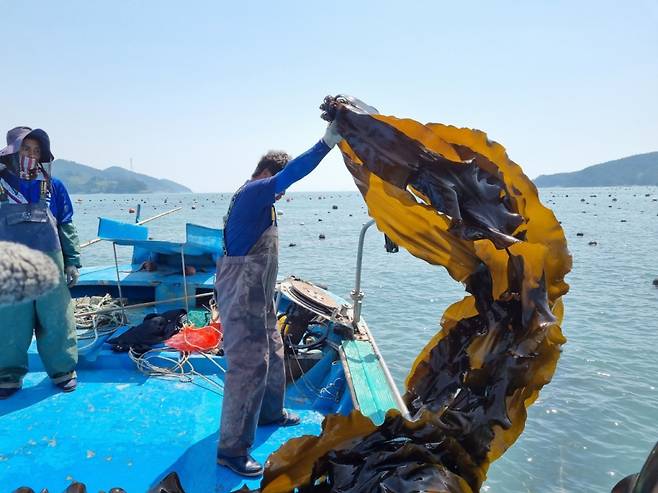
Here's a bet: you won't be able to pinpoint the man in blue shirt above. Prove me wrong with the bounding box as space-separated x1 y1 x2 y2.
214 121 341 476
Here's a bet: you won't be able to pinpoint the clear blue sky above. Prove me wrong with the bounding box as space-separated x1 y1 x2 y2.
2 1 657 192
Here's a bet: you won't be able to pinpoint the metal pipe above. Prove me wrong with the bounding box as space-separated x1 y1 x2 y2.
347 219 411 418
351 219 376 324
112 242 127 322
180 246 190 314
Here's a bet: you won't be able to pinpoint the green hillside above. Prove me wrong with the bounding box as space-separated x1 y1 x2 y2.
52 160 191 193
534 152 658 187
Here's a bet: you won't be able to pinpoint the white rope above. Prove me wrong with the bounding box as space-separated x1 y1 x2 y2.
75 294 127 333
75 295 127 350
128 346 226 395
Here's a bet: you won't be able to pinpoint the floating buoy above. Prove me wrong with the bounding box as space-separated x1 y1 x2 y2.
288 243 297 247
576 233 584 237
588 241 597 246
332 205 338 210
128 208 135 213
319 233 326 240
621 219 627 222
318 218 322 222
191 205 196 210
653 279 658 287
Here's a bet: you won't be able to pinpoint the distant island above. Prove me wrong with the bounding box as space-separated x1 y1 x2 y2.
534 151 658 187
53 159 192 194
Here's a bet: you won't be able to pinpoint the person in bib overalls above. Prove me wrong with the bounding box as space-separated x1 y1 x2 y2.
215 121 342 476
0 127 81 399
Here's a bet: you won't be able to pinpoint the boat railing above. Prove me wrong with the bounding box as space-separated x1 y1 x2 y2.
349 219 411 420
350 219 376 325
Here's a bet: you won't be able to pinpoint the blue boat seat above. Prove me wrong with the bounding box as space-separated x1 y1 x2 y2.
96 218 224 267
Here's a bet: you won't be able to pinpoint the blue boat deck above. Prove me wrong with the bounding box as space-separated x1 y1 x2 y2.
1 220 407 491
1 342 348 492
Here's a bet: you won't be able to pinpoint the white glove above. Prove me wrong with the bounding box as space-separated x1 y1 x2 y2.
322 120 342 148
65 265 79 288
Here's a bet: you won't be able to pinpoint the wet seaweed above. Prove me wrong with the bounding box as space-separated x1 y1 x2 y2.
254 95 571 492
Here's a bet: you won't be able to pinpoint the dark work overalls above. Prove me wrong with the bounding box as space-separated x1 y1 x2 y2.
214 199 286 457
0 177 77 389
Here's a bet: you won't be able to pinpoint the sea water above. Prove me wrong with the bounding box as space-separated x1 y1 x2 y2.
73 186 658 493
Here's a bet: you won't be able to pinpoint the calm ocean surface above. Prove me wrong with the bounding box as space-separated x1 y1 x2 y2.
73 186 658 493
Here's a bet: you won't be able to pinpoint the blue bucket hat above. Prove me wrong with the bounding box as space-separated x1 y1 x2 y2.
0 126 54 164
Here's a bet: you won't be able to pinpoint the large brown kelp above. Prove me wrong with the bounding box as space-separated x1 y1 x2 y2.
255 96 572 493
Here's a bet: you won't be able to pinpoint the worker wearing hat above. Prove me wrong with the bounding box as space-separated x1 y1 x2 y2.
0 126 80 398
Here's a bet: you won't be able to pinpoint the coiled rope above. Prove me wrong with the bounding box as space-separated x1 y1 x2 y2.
74 294 128 350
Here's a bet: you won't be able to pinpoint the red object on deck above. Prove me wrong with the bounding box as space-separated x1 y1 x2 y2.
165 322 223 352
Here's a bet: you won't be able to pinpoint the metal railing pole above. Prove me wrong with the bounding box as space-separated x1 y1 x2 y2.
112 242 127 322
351 219 376 325
180 246 190 315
